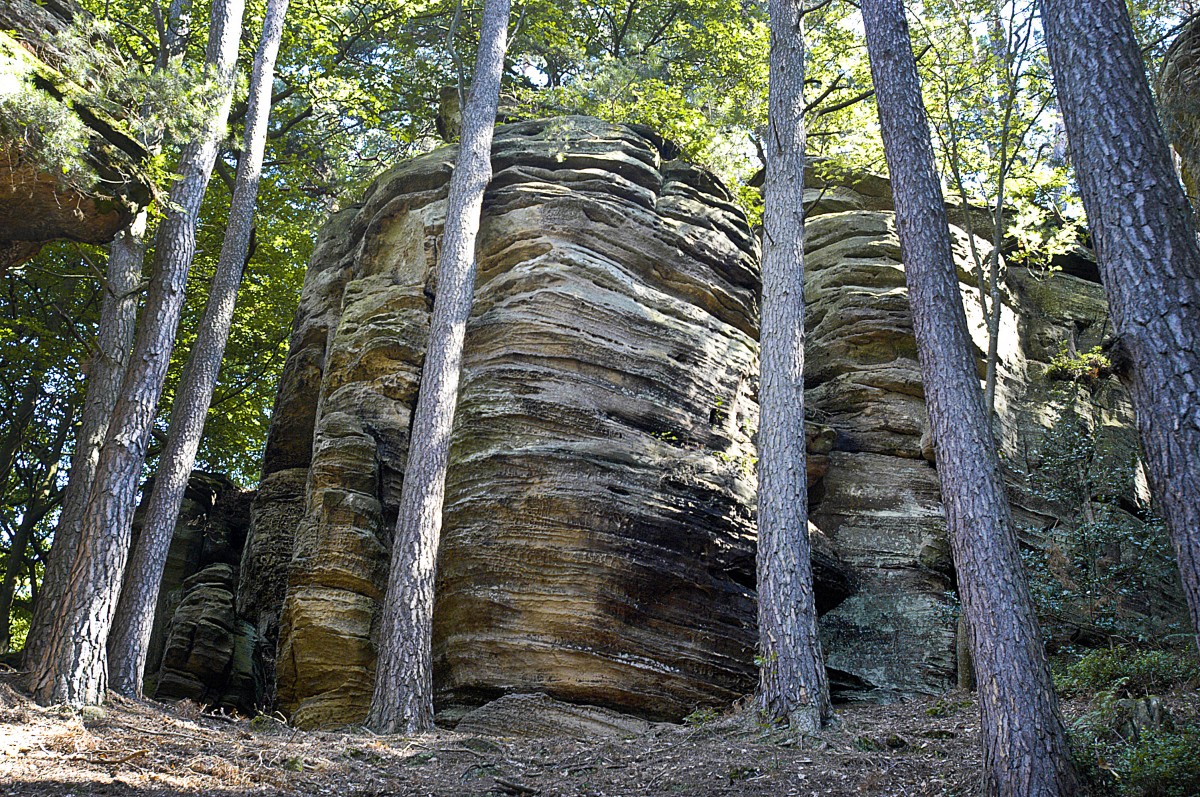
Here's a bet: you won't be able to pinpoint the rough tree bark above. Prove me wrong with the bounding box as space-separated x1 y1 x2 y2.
754 0 831 732
107 0 290 698
366 0 510 734
1041 0 1200 654
27 0 245 706
21 216 143 671
861 1 1079 795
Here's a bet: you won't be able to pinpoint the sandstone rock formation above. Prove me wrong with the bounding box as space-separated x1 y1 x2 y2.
250 116 859 727
133 472 258 712
217 115 1171 727
1159 13 1200 208
0 0 151 272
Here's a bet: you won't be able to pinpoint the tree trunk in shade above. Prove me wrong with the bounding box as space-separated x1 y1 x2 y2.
861 1 1079 794
107 0 290 698
754 0 831 733
1042 0 1200 655
27 0 245 707
366 0 510 734
21 214 143 671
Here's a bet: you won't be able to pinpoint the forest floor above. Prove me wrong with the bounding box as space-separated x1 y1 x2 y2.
0 669 1185 797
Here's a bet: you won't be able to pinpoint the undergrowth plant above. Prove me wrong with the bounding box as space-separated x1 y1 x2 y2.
1059 648 1200 797
1020 386 1185 645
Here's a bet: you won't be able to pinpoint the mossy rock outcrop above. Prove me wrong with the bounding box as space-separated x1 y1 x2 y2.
0 0 151 272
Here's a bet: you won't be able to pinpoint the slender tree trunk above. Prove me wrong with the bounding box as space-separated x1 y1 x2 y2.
366 0 510 734
21 215 144 671
1 510 41 654
754 0 831 732
1041 0 1200 655
0 377 39 496
861 2 1079 795
22 0 194 665
107 0 290 698
27 0 245 706
0 458 64 653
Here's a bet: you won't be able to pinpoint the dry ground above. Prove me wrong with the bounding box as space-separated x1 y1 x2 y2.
3 673 993 796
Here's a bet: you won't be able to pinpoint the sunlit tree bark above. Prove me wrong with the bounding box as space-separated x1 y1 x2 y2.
366 0 510 734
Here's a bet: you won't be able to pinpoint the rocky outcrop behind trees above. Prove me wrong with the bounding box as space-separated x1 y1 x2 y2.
134 473 258 713
0 0 150 272
151 115 1175 726
1159 13 1200 210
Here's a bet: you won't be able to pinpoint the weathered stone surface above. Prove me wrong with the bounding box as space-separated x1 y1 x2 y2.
134 472 257 712
0 0 151 272
262 117 850 727
1159 14 1200 207
235 115 1164 726
153 563 258 712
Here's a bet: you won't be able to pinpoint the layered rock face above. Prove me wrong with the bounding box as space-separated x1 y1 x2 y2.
250 117 858 726
134 473 258 712
229 115 1163 727
1159 14 1200 207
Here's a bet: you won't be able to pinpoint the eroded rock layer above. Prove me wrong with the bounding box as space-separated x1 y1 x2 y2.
260 117 820 726
230 115 1167 726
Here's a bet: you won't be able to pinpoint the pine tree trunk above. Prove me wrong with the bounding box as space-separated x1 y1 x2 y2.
107 0 289 698
861 2 1079 794
27 0 245 706
754 0 831 732
366 0 510 734
21 215 143 670
1041 0 1200 655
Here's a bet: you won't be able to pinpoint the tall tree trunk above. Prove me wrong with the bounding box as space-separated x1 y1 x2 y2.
366 0 510 734
1041 0 1200 654
23 0 194 666
21 216 144 669
861 2 1079 795
107 0 290 698
754 0 831 732
27 0 245 706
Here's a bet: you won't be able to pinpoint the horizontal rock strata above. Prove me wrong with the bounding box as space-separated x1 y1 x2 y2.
227 115 1163 725
256 117 860 727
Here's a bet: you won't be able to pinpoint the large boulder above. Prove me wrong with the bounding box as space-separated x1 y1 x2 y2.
231 115 1167 726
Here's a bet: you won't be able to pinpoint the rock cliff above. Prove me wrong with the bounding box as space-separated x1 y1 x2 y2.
133 473 258 712
179 115 1169 726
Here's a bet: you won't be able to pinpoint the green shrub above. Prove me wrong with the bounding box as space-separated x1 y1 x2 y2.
1120 727 1200 797
1054 648 1200 697
1045 345 1113 384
